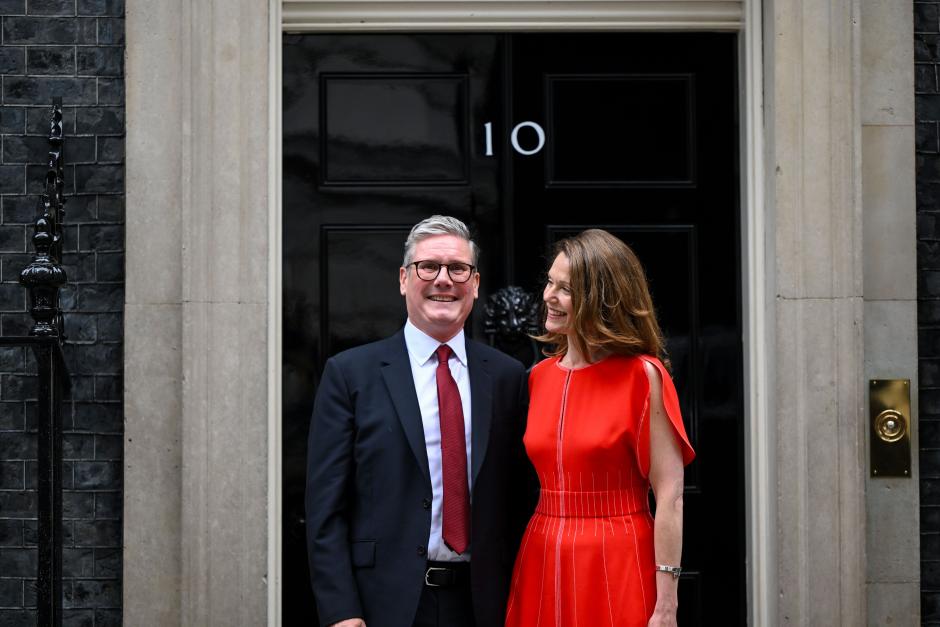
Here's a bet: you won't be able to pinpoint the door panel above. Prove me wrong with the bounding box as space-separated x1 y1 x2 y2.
322 75 470 184
547 75 695 185
511 33 743 625
320 226 411 356
283 32 743 626
282 34 505 625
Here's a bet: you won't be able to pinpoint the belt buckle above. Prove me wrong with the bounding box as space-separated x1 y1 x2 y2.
425 566 448 587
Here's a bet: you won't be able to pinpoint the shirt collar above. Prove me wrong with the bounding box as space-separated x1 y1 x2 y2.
404 320 468 367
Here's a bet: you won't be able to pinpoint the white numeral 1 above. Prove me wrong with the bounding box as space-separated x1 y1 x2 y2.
484 122 494 156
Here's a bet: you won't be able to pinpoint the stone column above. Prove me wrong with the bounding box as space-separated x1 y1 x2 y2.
768 0 867 624
860 1 920 624
124 1 184 622
125 0 271 624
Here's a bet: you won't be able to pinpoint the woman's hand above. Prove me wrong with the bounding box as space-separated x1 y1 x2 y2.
647 604 678 627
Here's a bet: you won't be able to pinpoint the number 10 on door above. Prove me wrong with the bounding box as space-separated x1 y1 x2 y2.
484 121 546 156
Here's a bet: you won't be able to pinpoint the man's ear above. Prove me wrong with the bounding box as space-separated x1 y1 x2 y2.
399 266 408 295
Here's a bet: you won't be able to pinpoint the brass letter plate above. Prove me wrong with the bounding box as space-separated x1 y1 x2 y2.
870 379 911 478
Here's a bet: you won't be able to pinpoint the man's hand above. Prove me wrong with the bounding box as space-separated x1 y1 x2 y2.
329 620 365 627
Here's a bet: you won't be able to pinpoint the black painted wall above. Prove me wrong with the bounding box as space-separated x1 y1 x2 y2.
917 2 940 625
0 1 124 625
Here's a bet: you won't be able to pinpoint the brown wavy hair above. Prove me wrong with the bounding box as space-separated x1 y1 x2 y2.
537 229 669 367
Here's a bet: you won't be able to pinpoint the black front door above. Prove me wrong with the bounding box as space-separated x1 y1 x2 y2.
283 33 743 626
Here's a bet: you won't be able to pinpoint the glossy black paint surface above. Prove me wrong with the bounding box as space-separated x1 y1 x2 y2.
283 35 505 625
511 34 743 624
322 75 469 184
548 75 694 184
283 33 743 625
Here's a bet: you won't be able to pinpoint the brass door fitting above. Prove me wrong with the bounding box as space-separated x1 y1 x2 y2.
869 379 911 478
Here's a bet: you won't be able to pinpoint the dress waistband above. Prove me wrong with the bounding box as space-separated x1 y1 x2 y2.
535 488 649 518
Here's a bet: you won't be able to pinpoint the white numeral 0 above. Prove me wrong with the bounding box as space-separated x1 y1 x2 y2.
510 121 545 156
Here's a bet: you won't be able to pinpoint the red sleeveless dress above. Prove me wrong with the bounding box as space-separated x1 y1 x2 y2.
505 354 694 627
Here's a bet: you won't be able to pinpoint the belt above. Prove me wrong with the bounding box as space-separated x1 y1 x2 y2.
424 561 470 587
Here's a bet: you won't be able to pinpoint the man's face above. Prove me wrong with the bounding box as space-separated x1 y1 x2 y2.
399 234 480 342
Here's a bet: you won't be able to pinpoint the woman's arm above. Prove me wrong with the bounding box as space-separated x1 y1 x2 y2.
644 360 686 627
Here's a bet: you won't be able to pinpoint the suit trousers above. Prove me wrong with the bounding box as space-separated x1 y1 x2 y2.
412 576 475 627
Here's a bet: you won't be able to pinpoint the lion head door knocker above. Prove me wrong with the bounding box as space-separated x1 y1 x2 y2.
483 286 542 368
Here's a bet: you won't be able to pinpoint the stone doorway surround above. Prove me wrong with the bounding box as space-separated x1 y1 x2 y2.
123 0 917 625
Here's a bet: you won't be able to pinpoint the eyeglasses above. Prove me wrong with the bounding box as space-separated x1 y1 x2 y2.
408 260 476 283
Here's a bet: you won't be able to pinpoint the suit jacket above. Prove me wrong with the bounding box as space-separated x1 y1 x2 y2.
306 329 536 627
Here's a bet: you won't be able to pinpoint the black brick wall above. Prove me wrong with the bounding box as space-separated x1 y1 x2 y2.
919 2 940 625
0 1 124 626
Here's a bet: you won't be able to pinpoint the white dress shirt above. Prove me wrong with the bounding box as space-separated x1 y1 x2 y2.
404 320 473 561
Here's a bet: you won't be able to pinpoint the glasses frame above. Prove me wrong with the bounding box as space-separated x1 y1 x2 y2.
408 260 477 283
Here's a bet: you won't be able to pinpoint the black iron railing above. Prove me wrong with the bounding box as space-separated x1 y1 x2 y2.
0 98 70 627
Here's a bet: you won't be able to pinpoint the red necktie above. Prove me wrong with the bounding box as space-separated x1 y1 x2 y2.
435 344 470 555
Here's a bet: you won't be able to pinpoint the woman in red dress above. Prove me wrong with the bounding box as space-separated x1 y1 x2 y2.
505 229 695 627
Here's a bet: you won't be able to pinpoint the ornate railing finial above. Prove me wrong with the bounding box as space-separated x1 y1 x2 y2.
47 96 64 264
19 98 67 337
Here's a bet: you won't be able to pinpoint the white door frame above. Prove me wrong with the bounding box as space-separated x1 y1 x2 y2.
267 1 772 624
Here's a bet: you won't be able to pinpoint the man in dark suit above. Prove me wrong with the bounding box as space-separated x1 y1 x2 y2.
306 216 534 627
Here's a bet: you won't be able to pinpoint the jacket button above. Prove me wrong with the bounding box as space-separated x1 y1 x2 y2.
417 546 427 557
422 498 431 510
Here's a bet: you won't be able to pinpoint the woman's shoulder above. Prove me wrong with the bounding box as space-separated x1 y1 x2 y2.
634 354 672 384
603 353 668 387
613 353 667 373
605 352 653 371
529 355 560 377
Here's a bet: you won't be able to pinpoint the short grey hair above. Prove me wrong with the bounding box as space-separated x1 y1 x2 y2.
402 215 480 267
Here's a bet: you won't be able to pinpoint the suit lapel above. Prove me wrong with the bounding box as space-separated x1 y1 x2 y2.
380 332 431 485
467 341 493 488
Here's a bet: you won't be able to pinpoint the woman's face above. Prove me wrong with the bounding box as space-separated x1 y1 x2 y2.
543 253 573 334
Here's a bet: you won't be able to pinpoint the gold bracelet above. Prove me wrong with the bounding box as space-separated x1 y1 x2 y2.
655 564 682 580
